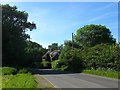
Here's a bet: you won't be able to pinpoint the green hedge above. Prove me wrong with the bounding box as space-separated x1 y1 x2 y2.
41 61 51 69
51 60 68 71
2 67 17 75
57 43 120 72
18 68 31 74
82 44 120 71
58 48 84 72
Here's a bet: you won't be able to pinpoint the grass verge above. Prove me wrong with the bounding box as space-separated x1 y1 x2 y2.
82 70 120 79
2 74 37 88
0 75 2 89
34 74 54 88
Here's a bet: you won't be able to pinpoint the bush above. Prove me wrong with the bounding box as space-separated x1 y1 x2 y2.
18 68 30 74
52 60 68 71
58 48 83 72
2 67 17 75
82 44 120 71
41 61 51 69
34 62 42 68
51 60 60 69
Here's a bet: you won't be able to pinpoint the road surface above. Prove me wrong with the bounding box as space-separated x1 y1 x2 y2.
32 69 119 89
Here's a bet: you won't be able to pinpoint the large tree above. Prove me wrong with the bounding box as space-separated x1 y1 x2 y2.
74 24 116 47
25 41 47 67
2 4 36 66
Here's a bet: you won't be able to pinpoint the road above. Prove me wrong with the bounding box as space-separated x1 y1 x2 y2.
32 69 119 89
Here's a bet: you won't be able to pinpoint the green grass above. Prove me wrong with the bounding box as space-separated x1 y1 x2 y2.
2 74 37 88
82 70 120 79
0 75 2 89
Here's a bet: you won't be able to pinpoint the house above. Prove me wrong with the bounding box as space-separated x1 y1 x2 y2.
42 50 60 62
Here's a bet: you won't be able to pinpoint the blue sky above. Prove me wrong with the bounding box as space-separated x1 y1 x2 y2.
2 2 118 48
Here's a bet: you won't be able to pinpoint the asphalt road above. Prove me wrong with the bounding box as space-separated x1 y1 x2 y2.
32 69 119 89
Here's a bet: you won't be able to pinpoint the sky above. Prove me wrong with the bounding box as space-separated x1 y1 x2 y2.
2 2 118 48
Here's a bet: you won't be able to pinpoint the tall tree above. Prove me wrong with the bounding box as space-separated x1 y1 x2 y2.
25 41 46 67
2 4 36 66
74 24 116 47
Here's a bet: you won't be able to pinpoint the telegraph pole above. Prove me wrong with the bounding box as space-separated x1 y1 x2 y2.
72 33 74 48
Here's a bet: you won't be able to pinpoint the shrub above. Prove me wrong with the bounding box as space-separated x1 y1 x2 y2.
58 48 84 72
52 60 67 71
82 44 120 71
18 68 30 74
2 67 17 75
34 62 42 68
41 61 51 69
51 60 60 69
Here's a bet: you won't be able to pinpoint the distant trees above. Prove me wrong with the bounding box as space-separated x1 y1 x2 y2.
48 43 58 51
74 24 116 47
54 24 119 72
48 43 63 51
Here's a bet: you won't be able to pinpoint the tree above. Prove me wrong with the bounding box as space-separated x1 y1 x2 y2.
48 43 58 51
74 24 116 47
64 40 80 49
2 4 36 66
25 41 46 67
58 48 83 72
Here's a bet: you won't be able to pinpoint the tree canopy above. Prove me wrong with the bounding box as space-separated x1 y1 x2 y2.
2 4 36 66
74 24 116 47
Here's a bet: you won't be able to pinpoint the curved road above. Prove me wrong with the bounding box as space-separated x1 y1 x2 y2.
32 69 119 89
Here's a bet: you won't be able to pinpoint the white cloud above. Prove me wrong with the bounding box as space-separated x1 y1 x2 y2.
87 12 114 22
95 3 116 11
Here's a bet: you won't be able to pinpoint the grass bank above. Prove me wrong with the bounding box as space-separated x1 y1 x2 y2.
2 74 37 88
82 70 120 79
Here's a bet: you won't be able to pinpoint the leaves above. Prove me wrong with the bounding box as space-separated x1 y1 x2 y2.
74 24 116 47
2 4 36 66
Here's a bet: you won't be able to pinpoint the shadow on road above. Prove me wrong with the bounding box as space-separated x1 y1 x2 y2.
30 68 80 75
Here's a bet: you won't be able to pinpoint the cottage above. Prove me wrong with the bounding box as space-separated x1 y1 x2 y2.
42 50 60 62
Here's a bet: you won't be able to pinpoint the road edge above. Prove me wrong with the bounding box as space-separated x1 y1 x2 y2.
40 75 59 88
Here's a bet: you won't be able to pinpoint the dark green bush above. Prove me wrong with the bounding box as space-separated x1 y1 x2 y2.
41 61 51 69
82 44 120 71
52 60 68 71
2 67 17 75
51 60 60 69
18 68 30 74
58 48 83 72
34 62 42 68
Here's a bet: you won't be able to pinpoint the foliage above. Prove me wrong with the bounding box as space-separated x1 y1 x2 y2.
52 60 68 71
83 70 120 79
2 74 37 88
51 60 60 69
48 43 58 51
18 68 30 74
64 40 80 48
2 67 17 75
0 75 1 89
25 41 46 67
74 24 116 47
34 62 42 68
59 47 83 72
41 61 51 69
82 44 120 71
2 4 36 66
